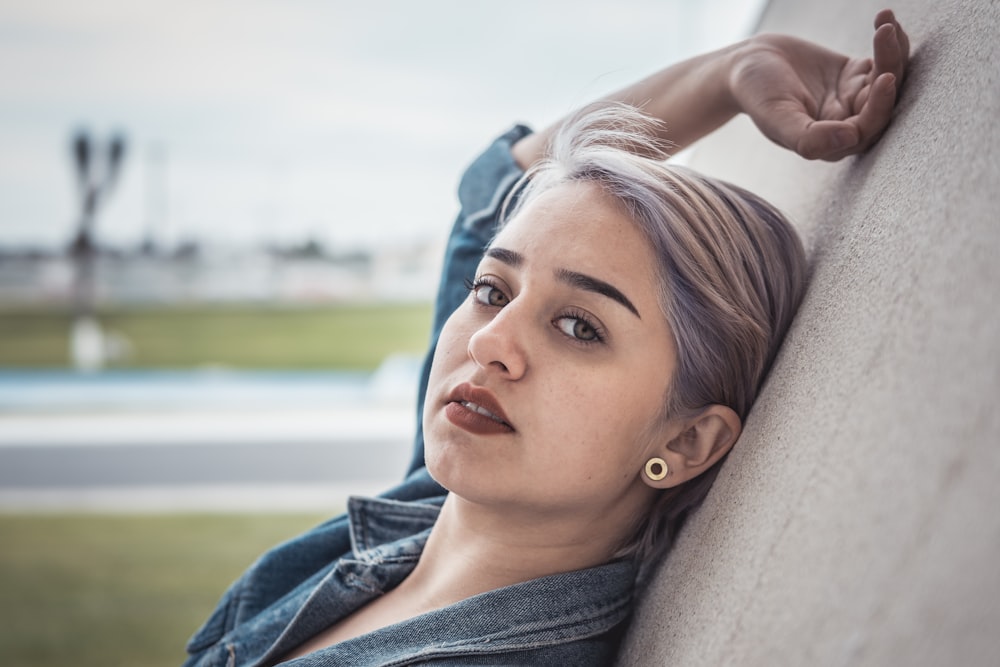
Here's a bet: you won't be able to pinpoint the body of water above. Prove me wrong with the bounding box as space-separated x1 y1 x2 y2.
0 356 421 413
0 363 422 510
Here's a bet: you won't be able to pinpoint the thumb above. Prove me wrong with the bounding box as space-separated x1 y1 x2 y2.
748 101 841 159
795 120 860 160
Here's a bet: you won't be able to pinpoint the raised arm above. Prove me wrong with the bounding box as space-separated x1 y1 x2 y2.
512 9 909 167
407 10 908 478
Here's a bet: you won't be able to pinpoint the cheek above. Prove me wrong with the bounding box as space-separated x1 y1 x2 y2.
427 310 472 380
594 371 668 437
538 371 655 456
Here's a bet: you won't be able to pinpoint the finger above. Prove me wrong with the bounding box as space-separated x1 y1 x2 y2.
854 87 870 114
872 12 909 82
795 120 859 161
874 8 896 29
872 23 903 80
852 72 897 146
838 58 875 116
814 72 898 160
875 8 910 58
753 100 823 155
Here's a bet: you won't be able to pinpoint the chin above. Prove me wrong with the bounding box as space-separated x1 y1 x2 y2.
424 450 501 505
423 454 450 490
422 432 460 492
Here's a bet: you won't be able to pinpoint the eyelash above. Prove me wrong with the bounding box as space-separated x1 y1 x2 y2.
558 307 607 345
464 276 607 346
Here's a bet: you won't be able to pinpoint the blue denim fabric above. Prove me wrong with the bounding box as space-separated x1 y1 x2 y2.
182 127 638 667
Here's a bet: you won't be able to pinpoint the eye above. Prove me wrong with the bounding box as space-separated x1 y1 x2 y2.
468 277 510 307
554 312 605 344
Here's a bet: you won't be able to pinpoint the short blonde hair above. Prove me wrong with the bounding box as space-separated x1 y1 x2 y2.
506 104 807 561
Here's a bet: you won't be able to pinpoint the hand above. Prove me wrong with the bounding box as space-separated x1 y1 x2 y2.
730 9 910 161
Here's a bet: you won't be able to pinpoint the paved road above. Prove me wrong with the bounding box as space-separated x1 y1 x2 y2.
0 440 411 486
0 408 415 511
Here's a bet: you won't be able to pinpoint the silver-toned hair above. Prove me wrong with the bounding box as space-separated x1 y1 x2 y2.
504 103 807 561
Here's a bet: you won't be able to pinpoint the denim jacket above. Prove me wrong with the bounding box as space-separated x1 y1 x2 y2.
182 126 639 667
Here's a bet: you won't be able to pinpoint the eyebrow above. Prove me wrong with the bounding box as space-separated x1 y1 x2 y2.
485 246 641 319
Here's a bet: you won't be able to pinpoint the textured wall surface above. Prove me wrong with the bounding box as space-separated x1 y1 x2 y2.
618 1 1000 665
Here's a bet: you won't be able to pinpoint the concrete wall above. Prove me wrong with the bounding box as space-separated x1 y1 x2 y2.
619 1 1000 665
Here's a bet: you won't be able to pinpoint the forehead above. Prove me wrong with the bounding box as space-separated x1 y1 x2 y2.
493 180 660 291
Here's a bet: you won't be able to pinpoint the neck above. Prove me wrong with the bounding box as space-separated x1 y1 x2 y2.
397 490 648 610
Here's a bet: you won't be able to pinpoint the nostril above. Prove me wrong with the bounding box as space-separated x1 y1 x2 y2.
467 319 526 379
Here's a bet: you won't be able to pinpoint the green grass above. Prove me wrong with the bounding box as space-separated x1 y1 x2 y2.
0 303 432 370
0 512 331 667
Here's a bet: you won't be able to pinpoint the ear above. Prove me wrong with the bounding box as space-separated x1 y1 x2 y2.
641 404 742 489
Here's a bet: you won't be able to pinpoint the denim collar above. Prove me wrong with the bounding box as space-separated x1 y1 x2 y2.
251 495 637 666
347 495 443 556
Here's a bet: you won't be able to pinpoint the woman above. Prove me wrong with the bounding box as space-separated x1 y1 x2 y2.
184 10 909 666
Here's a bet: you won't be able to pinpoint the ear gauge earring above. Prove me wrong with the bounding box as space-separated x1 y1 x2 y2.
644 457 668 481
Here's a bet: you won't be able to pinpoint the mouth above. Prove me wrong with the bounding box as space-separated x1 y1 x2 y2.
457 400 510 425
445 383 515 435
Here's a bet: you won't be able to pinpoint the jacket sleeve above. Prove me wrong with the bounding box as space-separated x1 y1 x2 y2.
182 512 353 662
405 124 532 476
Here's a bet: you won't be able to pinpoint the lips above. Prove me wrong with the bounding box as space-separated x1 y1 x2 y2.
445 383 515 435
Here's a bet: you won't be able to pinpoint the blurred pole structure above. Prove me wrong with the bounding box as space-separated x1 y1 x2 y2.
68 129 126 372
141 143 166 256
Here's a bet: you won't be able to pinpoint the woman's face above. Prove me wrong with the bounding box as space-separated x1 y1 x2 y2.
423 180 678 520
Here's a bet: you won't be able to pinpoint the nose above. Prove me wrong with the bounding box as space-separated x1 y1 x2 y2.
467 308 527 380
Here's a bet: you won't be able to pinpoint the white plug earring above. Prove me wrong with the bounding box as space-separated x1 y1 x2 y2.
644 457 668 481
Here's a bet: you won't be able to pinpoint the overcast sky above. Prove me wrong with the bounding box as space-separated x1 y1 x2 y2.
0 0 765 252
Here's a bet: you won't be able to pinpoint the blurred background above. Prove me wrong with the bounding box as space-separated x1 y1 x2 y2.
0 0 764 664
